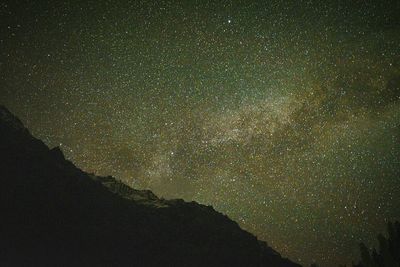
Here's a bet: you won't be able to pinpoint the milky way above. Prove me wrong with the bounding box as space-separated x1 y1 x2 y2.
1 1 400 266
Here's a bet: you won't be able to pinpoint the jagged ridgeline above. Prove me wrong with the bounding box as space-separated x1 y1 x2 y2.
0 105 300 267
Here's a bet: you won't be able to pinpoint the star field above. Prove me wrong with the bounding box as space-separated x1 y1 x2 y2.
1 1 400 266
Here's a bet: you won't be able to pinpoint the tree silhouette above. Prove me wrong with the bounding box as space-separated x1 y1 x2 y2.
354 221 400 267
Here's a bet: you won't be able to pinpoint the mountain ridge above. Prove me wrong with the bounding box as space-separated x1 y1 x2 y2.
0 105 301 267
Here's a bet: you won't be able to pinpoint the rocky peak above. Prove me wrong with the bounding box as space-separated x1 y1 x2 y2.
0 105 301 267
0 105 25 131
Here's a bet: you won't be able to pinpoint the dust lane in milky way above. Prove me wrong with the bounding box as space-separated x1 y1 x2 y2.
1 1 400 266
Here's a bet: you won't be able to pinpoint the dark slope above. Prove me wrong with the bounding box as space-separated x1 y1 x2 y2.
0 106 301 267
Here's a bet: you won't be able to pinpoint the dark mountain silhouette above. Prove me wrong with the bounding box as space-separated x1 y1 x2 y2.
0 105 301 267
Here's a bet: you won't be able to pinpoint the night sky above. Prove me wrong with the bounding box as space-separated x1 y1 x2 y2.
1 1 400 266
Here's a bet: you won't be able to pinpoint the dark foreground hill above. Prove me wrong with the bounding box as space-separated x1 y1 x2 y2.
0 105 301 267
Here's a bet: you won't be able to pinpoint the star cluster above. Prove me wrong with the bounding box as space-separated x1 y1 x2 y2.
1 1 400 266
